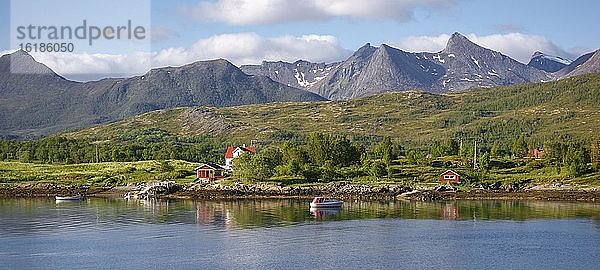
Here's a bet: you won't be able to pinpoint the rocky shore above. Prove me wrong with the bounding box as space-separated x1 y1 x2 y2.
0 183 106 198
1 182 598 201
172 182 599 201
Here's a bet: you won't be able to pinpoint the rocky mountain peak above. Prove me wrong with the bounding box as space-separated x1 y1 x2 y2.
527 51 571 73
240 59 339 91
564 49 600 77
443 32 480 54
373 44 394 57
354 43 377 58
0 50 56 75
532 51 545 58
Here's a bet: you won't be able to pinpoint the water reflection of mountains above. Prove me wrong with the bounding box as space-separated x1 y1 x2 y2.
0 198 599 234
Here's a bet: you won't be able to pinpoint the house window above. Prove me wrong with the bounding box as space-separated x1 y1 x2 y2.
444 175 455 179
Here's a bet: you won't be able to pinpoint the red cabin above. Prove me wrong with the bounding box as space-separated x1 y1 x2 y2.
195 163 226 183
440 170 460 183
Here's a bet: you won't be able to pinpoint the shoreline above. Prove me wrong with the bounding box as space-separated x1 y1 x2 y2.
0 183 598 201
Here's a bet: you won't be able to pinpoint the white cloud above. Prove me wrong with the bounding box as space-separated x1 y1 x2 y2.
152 33 351 67
390 33 578 63
0 51 151 81
465 33 576 63
389 34 451 53
1 33 351 81
27 52 152 81
182 0 459 24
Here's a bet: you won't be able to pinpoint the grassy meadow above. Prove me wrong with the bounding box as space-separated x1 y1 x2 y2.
0 160 197 187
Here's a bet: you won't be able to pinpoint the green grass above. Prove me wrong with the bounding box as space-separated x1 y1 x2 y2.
358 157 600 188
1 157 598 189
0 160 198 187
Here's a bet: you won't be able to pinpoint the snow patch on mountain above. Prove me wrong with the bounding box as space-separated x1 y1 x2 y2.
533 52 572 65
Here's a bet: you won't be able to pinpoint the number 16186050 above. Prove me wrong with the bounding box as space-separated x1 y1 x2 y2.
19 43 74 53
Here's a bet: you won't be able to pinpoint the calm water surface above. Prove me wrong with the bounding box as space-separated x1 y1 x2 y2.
0 198 599 269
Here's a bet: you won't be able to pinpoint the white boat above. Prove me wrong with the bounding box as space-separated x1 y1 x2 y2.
309 197 343 208
55 194 83 201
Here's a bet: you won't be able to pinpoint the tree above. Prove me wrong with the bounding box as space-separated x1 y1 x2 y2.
233 153 276 182
442 138 459 156
545 141 567 165
158 160 174 172
480 152 491 171
563 144 588 177
512 135 528 158
374 137 394 165
491 141 507 158
406 150 425 165
430 141 444 158
306 132 331 165
392 143 405 158
260 147 283 170
369 160 387 178
278 141 308 176
252 154 276 181
592 139 600 171
320 160 338 181
301 163 321 181
232 154 253 180
331 135 360 167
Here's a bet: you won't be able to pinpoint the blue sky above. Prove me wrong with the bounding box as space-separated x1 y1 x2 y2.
1 0 599 80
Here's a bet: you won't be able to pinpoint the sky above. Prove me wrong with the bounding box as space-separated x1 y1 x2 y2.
1 0 599 81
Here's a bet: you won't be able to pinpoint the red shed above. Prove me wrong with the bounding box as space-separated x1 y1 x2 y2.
195 163 226 183
440 170 460 183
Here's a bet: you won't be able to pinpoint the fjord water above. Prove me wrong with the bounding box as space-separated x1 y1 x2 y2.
1 198 598 269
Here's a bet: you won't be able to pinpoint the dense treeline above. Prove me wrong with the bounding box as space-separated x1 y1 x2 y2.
231 132 597 183
0 136 225 164
233 133 365 182
0 130 596 183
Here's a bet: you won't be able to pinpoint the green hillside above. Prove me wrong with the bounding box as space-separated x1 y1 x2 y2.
1 73 599 188
65 72 600 148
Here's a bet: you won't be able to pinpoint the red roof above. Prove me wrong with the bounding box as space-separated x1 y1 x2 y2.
225 146 236 159
195 163 226 171
440 170 460 176
225 145 256 158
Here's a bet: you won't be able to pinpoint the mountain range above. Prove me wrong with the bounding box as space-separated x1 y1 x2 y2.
242 32 600 100
0 51 324 139
0 32 599 139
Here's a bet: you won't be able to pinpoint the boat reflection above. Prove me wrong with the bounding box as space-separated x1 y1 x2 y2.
440 203 460 220
310 207 341 219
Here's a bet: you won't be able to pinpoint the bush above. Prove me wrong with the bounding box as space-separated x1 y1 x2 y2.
563 144 589 177
158 160 174 173
369 160 387 177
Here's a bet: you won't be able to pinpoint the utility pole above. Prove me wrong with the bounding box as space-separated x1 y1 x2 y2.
473 140 477 170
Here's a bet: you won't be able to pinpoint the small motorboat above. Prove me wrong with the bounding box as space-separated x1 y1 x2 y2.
55 194 84 201
309 197 343 208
